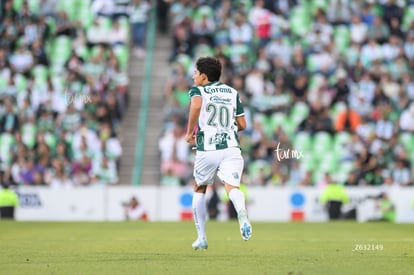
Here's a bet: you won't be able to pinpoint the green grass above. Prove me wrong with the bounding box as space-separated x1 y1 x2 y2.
0 221 413 275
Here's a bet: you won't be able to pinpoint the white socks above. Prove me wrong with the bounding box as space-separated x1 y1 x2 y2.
192 192 207 240
228 188 246 215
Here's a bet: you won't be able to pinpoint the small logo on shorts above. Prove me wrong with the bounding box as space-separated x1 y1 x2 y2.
195 169 205 177
232 172 239 179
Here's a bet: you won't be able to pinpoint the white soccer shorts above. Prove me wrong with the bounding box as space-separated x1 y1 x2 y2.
193 147 244 187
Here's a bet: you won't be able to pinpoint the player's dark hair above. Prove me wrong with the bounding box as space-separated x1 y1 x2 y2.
196 56 221 82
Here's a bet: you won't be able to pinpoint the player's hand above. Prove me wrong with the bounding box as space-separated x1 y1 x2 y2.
185 133 195 144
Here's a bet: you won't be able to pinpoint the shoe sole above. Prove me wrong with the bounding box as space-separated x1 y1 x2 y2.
193 246 208 251
241 222 252 241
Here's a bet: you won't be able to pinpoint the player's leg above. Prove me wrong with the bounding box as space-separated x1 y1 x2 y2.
192 183 208 250
218 148 252 241
191 151 219 250
223 182 252 241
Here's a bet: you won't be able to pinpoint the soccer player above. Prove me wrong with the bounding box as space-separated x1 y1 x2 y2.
184 56 252 250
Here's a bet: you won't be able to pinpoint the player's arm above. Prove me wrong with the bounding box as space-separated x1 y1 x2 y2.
236 115 246 131
185 95 202 143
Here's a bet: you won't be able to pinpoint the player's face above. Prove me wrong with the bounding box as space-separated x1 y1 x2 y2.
193 69 205 86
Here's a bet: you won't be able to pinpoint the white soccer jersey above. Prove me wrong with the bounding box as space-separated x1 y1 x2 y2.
189 81 245 151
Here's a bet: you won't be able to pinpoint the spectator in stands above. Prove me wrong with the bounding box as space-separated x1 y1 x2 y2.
286 161 306 187
300 171 314 186
0 98 20 133
86 19 109 49
248 0 279 47
124 196 148 221
344 171 360 186
367 16 390 44
229 12 253 46
192 6 215 47
20 156 44 185
320 179 350 220
382 0 403 29
92 0 116 18
113 0 132 19
0 182 18 219
312 106 334 134
156 0 170 33
108 19 128 47
169 0 191 27
265 33 291 66
335 102 362 133
307 25 331 53
130 0 151 59
165 65 191 116
332 68 350 104
54 11 76 37
399 103 414 132
392 158 412 186
9 44 34 76
31 39 49 66
290 73 308 102
72 162 91 186
327 0 351 26
91 155 118 185
16 1 35 34
404 31 414 68
1 0 17 21
349 15 368 45
49 159 73 188
38 0 58 18
361 38 383 66
159 122 190 184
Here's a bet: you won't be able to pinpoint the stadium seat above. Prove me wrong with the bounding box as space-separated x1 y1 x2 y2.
403 7 414 30
50 36 73 69
13 74 27 93
59 0 79 21
290 101 310 126
333 131 351 148
312 131 333 155
27 0 41 14
114 45 129 71
318 152 338 173
0 133 15 165
310 0 328 14
0 76 7 91
78 8 95 30
299 152 317 172
12 0 24 11
21 122 38 149
331 101 347 122
32 65 49 81
258 112 286 139
248 160 271 180
293 131 312 153
337 161 355 175
334 25 350 54
399 132 414 153
289 6 310 37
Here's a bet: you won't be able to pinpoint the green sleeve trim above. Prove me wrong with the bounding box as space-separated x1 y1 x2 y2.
236 93 244 116
189 87 201 98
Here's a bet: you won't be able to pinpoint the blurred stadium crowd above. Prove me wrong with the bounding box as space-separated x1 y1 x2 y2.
0 0 149 187
160 0 414 187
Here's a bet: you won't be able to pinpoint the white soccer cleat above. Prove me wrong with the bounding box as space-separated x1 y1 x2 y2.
192 238 208 250
238 210 252 241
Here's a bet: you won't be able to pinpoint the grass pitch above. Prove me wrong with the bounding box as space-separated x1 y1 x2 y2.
0 221 413 275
